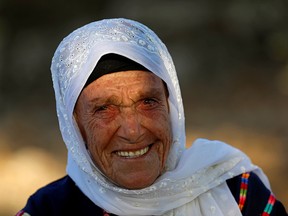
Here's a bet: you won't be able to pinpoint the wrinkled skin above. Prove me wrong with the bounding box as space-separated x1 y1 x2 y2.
74 70 172 189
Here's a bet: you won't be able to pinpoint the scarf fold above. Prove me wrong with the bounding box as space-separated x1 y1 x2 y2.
51 18 269 216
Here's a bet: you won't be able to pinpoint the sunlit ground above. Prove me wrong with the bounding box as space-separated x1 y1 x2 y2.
0 124 287 215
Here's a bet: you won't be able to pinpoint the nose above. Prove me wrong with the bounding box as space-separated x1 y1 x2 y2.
117 107 143 143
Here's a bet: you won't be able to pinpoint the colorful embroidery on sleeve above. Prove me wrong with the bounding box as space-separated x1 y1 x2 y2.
262 193 276 216
238 172 276 215
103 209 111 216
238 172 250 211
15 210 31 216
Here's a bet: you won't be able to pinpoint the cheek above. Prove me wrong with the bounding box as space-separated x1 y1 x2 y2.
84 119 118 168
85 120 107 150
84 122 102 157
153 110 172 139
82 114 112 141
147 110 172 158
161 117 173 158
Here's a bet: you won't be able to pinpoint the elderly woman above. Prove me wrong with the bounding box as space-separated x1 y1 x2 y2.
17 18 287 216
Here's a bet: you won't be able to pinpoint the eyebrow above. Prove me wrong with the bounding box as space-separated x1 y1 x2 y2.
138 87 167 100
88 85 167 106
88 95 121 106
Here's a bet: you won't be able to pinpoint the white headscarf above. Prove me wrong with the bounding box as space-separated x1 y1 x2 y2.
51 18 269 216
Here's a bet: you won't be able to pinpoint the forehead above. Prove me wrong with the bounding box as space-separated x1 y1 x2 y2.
84 70 164 93
77 70 168 105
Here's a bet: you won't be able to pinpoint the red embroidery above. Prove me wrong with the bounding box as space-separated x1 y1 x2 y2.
238 172 250 211
103 209 110 216
15 210 25 216
262 193 276 216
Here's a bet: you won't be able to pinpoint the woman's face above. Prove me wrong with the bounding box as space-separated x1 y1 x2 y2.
74 70 172 189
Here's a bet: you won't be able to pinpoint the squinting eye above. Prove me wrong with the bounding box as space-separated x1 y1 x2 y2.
142 98 158 109
95 105 108 112
93 105 118 119
143 98 157 104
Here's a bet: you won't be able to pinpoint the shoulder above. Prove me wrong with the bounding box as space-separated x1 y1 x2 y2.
18 175 104 216
26 176 75 207
227 172 287 216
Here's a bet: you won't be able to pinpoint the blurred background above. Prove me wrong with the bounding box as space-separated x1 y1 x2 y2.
0 0 288 215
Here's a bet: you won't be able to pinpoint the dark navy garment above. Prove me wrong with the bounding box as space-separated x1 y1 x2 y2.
226 172 287 215
19 172 287 216
20 176 106 216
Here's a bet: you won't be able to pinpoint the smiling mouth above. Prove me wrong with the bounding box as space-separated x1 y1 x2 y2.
115 146 150 158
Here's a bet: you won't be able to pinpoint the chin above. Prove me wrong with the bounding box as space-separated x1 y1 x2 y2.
122 181 154 190
116 173 159 190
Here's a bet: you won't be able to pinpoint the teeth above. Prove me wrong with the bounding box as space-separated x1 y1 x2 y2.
116 146 149 158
